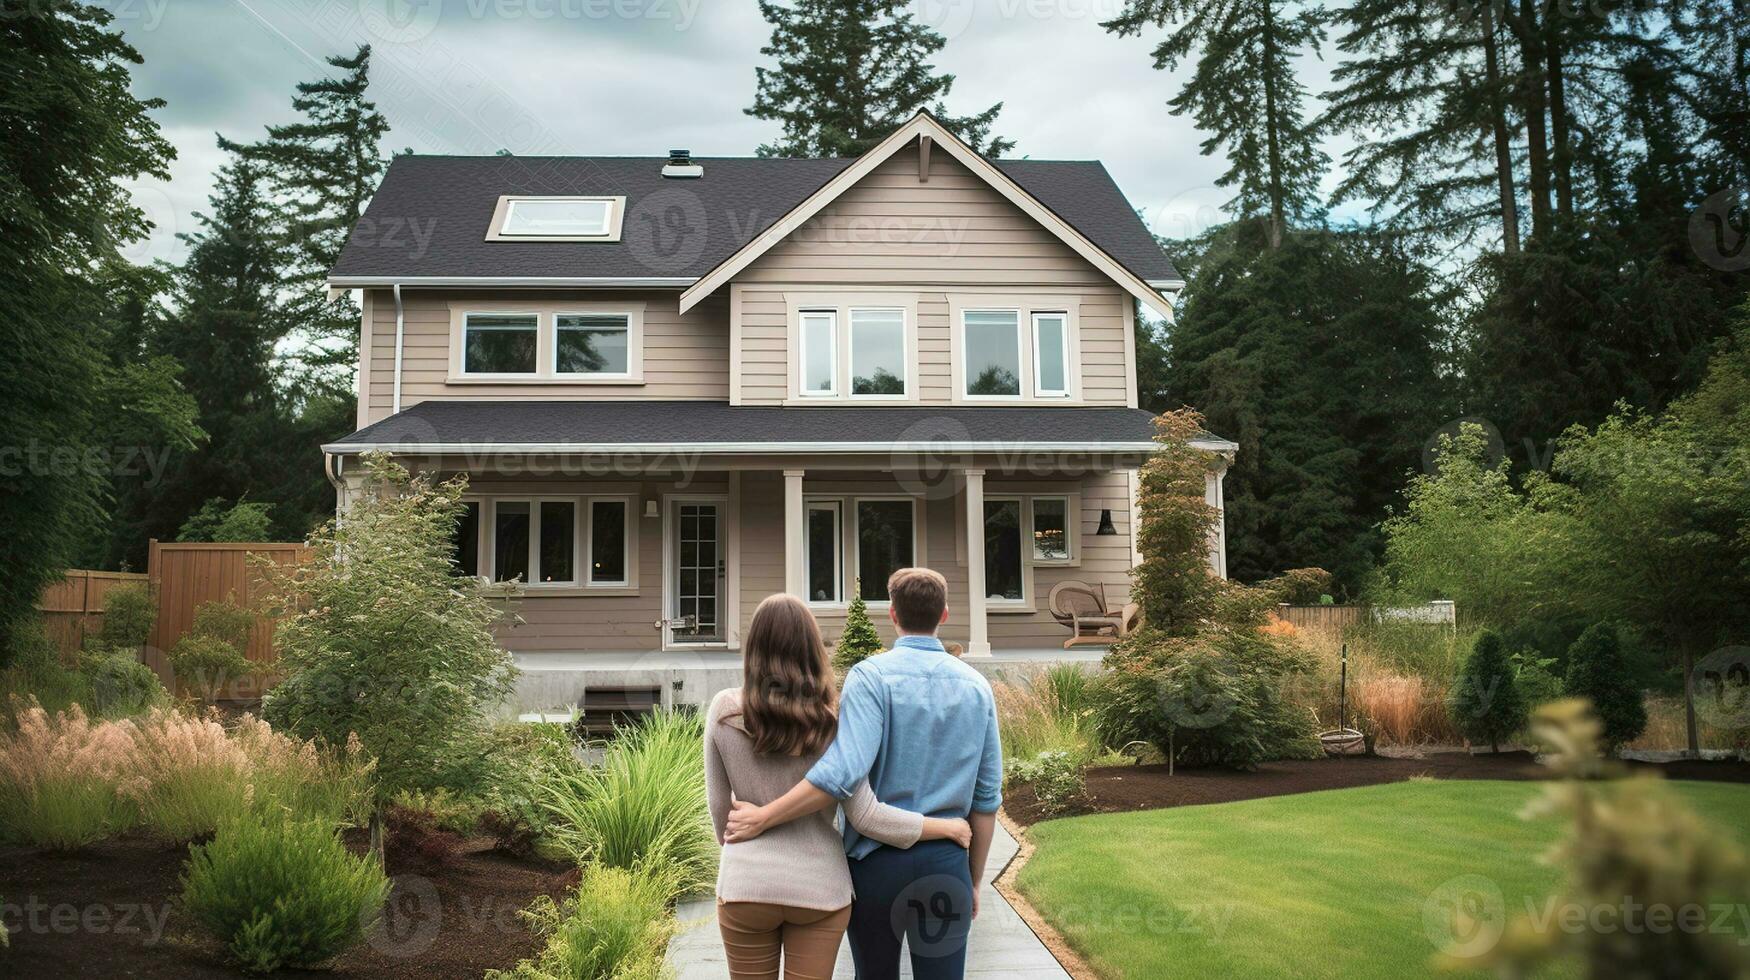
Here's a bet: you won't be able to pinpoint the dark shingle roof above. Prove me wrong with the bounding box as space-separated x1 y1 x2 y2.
324 400 1195 452
329 154 1180 284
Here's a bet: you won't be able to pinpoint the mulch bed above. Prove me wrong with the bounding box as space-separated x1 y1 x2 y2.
0 832 573 978
1003 750 1750 826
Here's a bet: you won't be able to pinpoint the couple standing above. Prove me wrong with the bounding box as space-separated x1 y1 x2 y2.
704 567 1003 979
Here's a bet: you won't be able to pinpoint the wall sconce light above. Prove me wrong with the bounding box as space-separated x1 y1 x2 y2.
643 499 659 519
1096 509 1117 535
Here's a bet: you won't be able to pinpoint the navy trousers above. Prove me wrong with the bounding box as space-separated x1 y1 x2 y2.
846 839 974 980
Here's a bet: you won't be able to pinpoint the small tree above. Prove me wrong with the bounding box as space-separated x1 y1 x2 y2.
1131 409 1227 636
1451 629 1526 753
262 453 516 857
1563 623 1647 755
96 583 155 654
177 498 276 543
833 584 884 673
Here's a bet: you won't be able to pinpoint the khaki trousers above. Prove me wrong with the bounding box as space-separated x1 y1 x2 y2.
716 900 853 980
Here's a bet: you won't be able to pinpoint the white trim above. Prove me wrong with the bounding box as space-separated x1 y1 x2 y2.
797 309 839 397
783 292 922 404
802 499 843 604
661 493 730 649
847 307 911 400
958 308 1025 402
1123 294 1140 409
391 284 406 414
962 469 990 657
729 284 744 407
583 497 633 588
486 195 627 242
326 439 1204 455
1147 279 1187 290
328 276 695 288
847 496 921 607
357 289 374 429
948 293 1084 404
677 112 1177 319
1031 312 1072 399
462 492 640 596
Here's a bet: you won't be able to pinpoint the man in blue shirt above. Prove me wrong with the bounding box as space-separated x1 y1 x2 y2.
724 567 1002 980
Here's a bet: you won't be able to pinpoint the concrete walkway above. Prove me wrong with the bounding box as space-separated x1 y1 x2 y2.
667 821 1069 979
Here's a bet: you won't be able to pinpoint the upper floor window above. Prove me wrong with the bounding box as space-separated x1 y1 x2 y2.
450 303 644 382
791 303 912 401
464 313 539 375
960 306 1075 400
487 196 625 241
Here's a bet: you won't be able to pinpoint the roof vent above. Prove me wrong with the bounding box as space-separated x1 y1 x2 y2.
662 149 703 179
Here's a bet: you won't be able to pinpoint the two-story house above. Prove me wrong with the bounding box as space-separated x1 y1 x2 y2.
322 112 1232 713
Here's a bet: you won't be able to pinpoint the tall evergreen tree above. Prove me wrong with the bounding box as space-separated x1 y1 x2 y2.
1163 223 1455 588
242 45 388 388
748 0 1013 157
0 1 197 656
1104 0 1329 247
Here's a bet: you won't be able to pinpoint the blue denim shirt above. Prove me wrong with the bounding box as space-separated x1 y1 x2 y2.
805 635 1003 860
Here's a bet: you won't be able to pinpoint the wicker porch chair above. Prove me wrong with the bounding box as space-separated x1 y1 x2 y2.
1047 581 1142 649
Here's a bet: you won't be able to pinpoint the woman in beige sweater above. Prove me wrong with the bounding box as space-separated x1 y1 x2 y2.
706 594 969 980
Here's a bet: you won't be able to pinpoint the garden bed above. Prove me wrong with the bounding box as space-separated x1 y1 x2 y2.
1 832 572 978
1004 750 1750 826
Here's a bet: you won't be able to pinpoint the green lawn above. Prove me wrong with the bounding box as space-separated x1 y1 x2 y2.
1015 780 1750 980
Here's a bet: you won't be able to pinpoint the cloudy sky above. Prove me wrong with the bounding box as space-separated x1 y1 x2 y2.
113 0 1352 266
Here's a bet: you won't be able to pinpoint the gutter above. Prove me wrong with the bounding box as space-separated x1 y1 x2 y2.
320 438 1237 455
327 276 697 289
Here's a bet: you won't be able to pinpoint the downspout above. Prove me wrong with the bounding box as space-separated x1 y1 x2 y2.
324 452 346 518
391 283 406 415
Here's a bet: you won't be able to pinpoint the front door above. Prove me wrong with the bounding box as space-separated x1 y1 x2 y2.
670 501 723 644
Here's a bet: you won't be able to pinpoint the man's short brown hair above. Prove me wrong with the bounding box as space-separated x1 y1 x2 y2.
886 567 947 633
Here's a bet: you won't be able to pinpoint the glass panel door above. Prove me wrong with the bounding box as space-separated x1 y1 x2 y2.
671 502 722 643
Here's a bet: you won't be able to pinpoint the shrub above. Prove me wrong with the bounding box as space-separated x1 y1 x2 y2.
1563 623 1648 754
0 703 139 848
832 587 884 673
168 599 256 703
0 622 93 723
1451 629 1526 753
97 584 155 652
78 648 166 717
391 786 485 835
1510 648 1564 708
475 723 580 855
1354 672 1431 746
544 711 715 894
1007 750 1085 817
178 498 276 543
486 863 677 980
1258 567 1334 605
383 803 465 869
262 453 516 809
1095 625 1319 770
994 667 1097 763
182 812 390 973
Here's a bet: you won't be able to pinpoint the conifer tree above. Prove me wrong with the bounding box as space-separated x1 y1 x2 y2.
242 45 388 386
833 584 885 673
1563 623 1648 755
1452 629 1527 754
1104 0 1329 247
748 0 1013 157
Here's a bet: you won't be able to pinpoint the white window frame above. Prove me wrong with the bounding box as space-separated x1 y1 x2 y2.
585 496 633 588
803 500 843 603
449 302 645 384
1028 494 1076 565
846 307 910 400
460 311 542 377
1031 312 1071 398
802 495 920 609
798 310 839 397
965 491 1081 609
554 312 635 380
462 493 639 595
959 308 1026 401
486 195 627 242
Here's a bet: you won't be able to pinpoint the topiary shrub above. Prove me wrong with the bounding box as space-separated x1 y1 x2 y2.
78 649 166 717
832 585 884 673
1563 623 1647 754
181 813 390 973
1006 750 1086 817
1451 629 1527 753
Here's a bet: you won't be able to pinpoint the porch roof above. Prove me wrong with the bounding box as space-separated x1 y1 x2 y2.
324 400 1235 455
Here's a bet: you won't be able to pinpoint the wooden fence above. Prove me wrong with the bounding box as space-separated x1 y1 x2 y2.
36 569 152 657
36 541 311 692
1274 601 1458 632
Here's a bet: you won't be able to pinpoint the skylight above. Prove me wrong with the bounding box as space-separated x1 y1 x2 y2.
488 196 625 241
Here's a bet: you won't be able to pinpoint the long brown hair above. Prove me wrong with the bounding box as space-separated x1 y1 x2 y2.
736 594 838 756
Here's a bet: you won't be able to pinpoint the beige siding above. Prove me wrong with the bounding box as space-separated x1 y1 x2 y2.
733 142 1135 407
362 289 729 426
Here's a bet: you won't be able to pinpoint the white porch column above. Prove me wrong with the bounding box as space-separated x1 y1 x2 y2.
962 468 991 657
783 469 806 597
